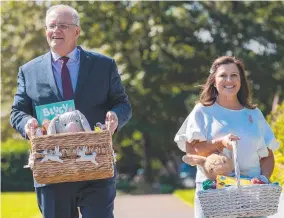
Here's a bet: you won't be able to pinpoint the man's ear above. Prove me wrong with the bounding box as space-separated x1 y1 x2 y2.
75 26 80 39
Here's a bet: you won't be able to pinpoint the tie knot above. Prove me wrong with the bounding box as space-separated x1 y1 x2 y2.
60 56 69 64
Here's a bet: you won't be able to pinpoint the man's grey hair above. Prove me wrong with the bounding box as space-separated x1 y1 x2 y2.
46 4 80 26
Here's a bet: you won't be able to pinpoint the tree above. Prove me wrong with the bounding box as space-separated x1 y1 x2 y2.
1 1 49 140
267 101 284 186
2 1 284 184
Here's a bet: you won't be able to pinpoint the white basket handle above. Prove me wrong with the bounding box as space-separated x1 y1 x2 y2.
232 140 241 188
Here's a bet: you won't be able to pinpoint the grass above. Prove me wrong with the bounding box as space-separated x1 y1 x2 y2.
1 190 125 218
1 190 194 218
173 189 195 207
1 192 41 218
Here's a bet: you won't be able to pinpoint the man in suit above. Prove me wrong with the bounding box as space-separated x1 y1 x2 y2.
10 4 131 218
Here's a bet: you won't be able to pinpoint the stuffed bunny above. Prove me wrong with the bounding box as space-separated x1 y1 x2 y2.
182 153 234 180
47 110 91 134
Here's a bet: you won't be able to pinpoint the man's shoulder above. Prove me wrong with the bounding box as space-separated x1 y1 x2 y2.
21 53 49 70
81 48 114 62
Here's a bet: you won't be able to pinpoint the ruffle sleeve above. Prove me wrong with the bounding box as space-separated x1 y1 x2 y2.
256 109 280 158
174 104 207 152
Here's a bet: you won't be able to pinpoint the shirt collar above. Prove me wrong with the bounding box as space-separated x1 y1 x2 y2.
51 47 80 63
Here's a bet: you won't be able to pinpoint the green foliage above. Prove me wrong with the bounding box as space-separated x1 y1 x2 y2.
115 174 136 193
2 1 284 187
71 1 284 183
159 184 175 194
1 0 50 141
267 101 284 186
1 139 34 191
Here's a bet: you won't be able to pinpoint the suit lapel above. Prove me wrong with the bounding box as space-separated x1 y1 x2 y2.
41 52 63 100
74 46 95 99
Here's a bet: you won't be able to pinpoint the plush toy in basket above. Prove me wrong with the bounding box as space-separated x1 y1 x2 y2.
189 142 282 218
46 110 92 134
28 110 116 185
182 152 234 181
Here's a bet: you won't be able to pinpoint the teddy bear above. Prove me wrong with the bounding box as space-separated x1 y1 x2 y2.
47 110 92 134
182 152 270 186
182 153 234 180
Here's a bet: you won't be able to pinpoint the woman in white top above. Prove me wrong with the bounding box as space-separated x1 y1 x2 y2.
174 56 279 218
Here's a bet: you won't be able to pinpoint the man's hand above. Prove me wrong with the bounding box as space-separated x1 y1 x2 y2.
105 111 118 135
24 118 39 139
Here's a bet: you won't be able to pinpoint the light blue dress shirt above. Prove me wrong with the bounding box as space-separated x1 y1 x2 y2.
51 47 80 97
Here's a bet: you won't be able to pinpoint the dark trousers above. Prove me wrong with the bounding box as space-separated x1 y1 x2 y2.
35 178 116 218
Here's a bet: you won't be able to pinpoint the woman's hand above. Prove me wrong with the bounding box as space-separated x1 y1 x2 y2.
213 133 240 151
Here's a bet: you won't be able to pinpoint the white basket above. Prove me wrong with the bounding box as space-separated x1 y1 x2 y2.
198 141 282 218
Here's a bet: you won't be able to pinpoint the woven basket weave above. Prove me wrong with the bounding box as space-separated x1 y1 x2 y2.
198 141 282 218
30 131 114 184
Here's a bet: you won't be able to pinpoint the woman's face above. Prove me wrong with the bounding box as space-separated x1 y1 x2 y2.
214 63 241 98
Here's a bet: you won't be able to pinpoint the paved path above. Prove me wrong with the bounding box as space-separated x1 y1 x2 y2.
113 193 284 218
114 194 194 218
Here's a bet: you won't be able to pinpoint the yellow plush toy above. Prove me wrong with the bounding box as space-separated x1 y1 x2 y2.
216 175 252 189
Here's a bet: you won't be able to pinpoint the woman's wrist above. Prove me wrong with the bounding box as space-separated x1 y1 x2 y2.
212 139 223 152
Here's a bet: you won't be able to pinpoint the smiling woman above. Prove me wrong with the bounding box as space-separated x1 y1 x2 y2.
174 56 279 218
200 56 255 110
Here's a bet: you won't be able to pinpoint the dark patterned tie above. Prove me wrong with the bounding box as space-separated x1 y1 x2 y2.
60 57 74 100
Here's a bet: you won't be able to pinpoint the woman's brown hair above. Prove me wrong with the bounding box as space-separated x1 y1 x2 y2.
199 56 256 109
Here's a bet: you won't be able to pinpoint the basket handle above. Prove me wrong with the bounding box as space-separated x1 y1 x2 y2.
232 140 241 188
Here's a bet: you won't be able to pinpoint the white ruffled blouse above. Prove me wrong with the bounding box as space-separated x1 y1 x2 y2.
174 102 279 183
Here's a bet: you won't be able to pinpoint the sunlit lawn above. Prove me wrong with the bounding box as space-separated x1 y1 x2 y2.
1 190 193 217
1 191 126 218
1 192 41 218
173 189 195 207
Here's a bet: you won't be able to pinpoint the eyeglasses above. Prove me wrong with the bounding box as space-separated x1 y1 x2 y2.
45 23 78 31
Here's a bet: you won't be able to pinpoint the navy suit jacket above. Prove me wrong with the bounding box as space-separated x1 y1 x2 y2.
10 46 132 187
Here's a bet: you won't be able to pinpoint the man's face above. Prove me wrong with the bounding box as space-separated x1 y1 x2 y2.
45 8 80 56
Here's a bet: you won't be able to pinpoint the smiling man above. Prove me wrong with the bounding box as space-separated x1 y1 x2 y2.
10 4 132 218
45 6 80 57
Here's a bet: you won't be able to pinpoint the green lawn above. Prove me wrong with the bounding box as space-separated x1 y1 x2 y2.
1 190 193 218
1 192 41 218
1 191 125 218
173 189 195 207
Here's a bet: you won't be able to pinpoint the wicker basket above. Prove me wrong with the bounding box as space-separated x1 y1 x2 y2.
30 131 115 184
197 141 282 218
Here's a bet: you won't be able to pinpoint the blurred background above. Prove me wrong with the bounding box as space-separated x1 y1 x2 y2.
1 1 284 217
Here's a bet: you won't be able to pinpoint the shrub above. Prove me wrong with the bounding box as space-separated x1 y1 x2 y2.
1 139 34 191
267 101 284 186
115 173 136 192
